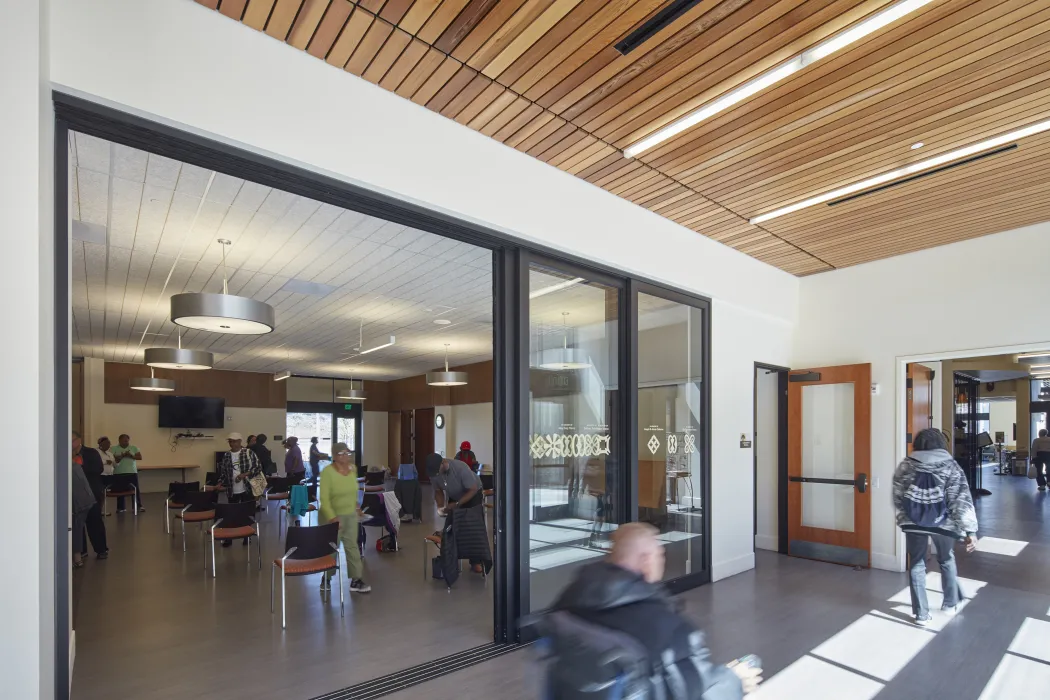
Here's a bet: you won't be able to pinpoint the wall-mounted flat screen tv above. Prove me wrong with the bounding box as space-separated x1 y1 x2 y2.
158 396 225 429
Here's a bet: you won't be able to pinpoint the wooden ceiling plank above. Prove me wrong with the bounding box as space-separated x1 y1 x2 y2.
395 46 448 98
198 0 220 9
433 0 501 53
576 151 624 180
590 161 647 189
502 110 557 149
656 0 1036 178
410 54 463 105
380 37 432 90
624 179 679 205
264 0 303 40
642 188 696 213
608 169 664 197
326 6 373 67
455 81 509 125
512 114 568 153
465 87 520 130
358 0 387 12
547 134 600 169
345 17 395 76
528 123 582 159
244 1 278 33
563 143 620 175
219 0 249 20
399 0 443 35
555 139 611 173
426 63 482 113
307 0 353 58
584 159 641 188
490 102 545 142
446 0 527 59
535 127 590 162
495 0 609 88
364 27 414 82
417 0 472 44
440 72 494 120
478 96 532 136
288 0 331 49
380 0 417 24
480 0 583 79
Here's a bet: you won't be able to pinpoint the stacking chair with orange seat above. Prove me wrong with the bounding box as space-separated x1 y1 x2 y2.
271 522 342 628
279 483 318 535
176 490 218 552
206 501 261 577
264 476 294 515
104 474 138 517
166 481 200 535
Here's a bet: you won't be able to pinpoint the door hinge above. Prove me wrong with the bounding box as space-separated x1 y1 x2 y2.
906 432 912 443
907 388 913 401
906 378 913 389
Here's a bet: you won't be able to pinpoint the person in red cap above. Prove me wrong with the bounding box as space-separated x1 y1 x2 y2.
454 441 477 469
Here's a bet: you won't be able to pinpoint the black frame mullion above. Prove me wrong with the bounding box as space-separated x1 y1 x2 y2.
625 279 640 523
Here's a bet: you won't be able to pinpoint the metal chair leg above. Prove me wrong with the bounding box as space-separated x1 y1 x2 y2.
132 487 138 517
182 518 187 552
165 499 170 534
338 563 344 617
211 535 217 579
256 528 262 571
281 570 287 629
270 564 275 613
422 540 426 581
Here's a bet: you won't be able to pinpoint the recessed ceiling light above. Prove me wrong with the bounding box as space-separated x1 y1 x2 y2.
750 117 1050 224
911 142 924 149
623 0 936 158
434 319 452 325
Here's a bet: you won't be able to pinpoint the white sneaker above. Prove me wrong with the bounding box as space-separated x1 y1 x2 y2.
915 614 933 625
941 605 958 615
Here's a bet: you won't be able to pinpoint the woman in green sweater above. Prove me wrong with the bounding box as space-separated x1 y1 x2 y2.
319 442 371 593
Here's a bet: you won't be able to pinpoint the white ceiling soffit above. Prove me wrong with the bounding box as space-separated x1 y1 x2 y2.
69 131 495 381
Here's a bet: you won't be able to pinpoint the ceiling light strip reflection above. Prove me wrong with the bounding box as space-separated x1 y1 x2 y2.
750 117 1050 224
623 0 936 158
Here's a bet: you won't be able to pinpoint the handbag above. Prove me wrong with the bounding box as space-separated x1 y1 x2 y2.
1027 459 1038 480
248 471 267 497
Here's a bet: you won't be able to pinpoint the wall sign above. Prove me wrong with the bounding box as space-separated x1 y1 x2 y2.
435 413 445 429
740 433 752 449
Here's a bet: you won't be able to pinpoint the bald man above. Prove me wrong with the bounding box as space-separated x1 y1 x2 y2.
548 523 760 699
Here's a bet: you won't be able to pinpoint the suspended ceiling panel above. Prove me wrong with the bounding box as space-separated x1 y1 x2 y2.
188 0 1050 275
70 131 493 380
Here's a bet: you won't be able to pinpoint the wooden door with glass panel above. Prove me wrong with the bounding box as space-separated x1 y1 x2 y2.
787 364 871 567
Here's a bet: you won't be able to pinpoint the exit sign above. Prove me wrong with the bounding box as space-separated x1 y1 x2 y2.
344 404 354 410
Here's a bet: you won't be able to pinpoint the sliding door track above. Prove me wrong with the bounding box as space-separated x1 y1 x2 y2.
308 642 529 700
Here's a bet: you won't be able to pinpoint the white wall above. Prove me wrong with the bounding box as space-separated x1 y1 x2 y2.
449 403 495 467
795 221 1050 571
2 1 53 697
755 369 780 552
988 400 1017 446
363 411 388 467
48 0 801 584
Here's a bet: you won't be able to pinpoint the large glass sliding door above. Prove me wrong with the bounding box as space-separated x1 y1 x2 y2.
634 285 710 588
526 262 624 610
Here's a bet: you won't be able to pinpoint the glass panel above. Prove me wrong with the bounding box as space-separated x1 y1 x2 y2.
528 265 620 610
336 416 356 464
285 412 332 473
637 293 704 580
801 383 855 532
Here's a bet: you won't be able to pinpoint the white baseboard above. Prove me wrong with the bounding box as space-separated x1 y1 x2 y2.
712 552 755 582
754 534 779 552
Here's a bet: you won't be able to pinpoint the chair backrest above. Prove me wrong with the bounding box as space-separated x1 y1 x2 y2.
214 501 255 529
108 474 137 492
364 469 385 487
356 463 368 479
307 483 318 502
285 523 339 560
183 490 218 512
360 492 383 519
480 474 495 491
397 463 417 480
267 476 293 493
205 471 219 486
168 481 201 499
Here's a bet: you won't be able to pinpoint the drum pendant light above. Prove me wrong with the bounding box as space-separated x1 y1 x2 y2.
427 344 469 387
130 367 175 392
144 331 213 370
536 312 591 370
336 376 367 401
170 239 275 335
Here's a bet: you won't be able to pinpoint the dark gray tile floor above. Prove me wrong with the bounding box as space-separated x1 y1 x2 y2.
70 486 493 700
391 469 1050 700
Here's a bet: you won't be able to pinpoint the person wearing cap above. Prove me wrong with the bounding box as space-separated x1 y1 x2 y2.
454 441 478 469
426 452 489 575
218 432 263 547
319 442 370 593
284 436 306 483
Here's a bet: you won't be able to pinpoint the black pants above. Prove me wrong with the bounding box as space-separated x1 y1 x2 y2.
116 474 143 511
228 491 255 542
1035 452 1050 488
80 502 108 555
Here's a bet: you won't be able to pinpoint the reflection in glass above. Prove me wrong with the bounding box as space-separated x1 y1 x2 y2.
528 265 619 610
637 293 705 581
801 383 855 532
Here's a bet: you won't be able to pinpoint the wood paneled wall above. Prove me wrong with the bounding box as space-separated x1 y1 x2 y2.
386 360 493 411
104 362 287 409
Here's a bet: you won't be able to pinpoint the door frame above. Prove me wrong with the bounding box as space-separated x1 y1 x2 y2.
753 363 789 556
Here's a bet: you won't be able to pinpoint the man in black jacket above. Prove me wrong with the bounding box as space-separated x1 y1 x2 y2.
548 523 759 699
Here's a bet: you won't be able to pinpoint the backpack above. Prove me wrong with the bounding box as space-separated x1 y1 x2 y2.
904 470 949 527
539 611 652 700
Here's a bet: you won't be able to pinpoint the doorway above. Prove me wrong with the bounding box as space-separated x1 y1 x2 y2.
753 364 788 555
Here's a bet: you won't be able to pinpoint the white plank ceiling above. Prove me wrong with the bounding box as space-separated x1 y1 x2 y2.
70 132 493 381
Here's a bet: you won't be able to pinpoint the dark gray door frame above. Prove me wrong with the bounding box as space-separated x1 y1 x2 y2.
753 363 789 556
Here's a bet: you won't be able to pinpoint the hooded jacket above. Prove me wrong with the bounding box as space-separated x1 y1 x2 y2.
549 561 743 700
893 448 978 539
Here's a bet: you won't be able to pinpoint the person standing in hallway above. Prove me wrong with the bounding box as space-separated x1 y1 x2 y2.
284 436 305 483
318 442 370 594
251 433 275 476
112 434 144 513
545 522 760 699
72 431 108 560
218 432 263 547
309 436 329 483
1031 428 1050 491
893 428 979 624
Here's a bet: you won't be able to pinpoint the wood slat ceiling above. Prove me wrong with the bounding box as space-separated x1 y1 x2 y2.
190 0 1050 275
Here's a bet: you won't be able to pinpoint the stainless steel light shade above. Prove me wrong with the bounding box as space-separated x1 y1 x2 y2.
336 385 367 401
427 344 469 387
170 292 275 335
534 347 592 370
130 373 175 392
144 347 214 370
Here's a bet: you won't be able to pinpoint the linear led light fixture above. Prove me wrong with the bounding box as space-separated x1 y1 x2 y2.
358 335 395 355
623 0 936 158
530 277 584 300
273 370 292 381
1018 351 1050 360
751 117 1050 224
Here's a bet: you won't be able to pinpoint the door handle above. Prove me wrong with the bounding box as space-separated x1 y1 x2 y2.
855 473 868 494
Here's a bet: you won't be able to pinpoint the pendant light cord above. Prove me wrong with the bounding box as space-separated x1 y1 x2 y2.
220 240 230 295
444 344 451 372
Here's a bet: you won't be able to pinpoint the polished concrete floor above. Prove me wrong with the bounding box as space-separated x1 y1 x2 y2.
70 485 493 700
390 469 1050 700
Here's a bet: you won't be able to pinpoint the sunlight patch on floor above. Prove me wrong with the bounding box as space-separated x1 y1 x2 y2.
811 614 935 682
751 654 883 700
1008 618 1050 663
974 536 1029 556
978 653 1050 699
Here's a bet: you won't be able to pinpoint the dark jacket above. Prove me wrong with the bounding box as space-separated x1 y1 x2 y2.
251 442 274 475
78 447 106 501
551 562 743 700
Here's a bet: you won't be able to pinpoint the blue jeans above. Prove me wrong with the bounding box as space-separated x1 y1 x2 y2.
907 533 961 618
